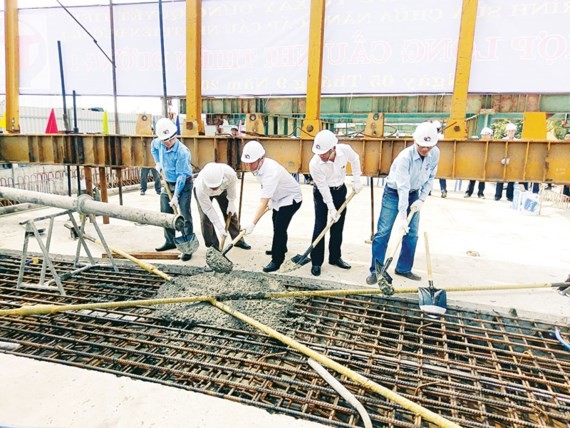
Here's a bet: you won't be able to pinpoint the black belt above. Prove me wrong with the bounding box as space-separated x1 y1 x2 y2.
166 177 192 185
329 184 346 191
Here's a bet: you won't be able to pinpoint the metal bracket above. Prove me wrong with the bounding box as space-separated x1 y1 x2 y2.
17 210 118 295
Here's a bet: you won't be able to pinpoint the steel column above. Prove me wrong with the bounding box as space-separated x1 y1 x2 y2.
302 0 326 138
4 0 20 133
445 0 478 140
184 0 204 135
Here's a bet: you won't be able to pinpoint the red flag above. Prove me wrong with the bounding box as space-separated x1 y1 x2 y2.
45 108 59 134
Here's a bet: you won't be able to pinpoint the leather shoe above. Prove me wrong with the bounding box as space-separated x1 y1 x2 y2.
265 250 272 255
180 253 192 262
329 258 351 269
263 261 281 273
234 241 251 250
156 243 176 252
395 270 421 281
311 266 321 276
366 273 377 285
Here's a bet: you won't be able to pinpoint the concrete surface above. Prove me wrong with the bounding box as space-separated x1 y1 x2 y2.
0 176 569 427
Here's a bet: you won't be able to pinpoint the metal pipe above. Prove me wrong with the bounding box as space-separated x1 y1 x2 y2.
0 187 184 231
158 0 168 118
57 40 70 132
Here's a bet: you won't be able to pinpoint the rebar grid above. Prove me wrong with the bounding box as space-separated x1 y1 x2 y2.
0 254 569 427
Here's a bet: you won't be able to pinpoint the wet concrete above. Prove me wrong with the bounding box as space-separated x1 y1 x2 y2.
155 270 305 333
205 247 233 273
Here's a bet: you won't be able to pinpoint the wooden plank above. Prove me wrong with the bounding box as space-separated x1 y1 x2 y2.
101 252 179 260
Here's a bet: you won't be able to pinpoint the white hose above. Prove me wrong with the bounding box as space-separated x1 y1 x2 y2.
308 358 373 428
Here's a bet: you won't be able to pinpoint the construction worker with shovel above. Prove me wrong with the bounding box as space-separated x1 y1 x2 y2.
366 122 440 285
194 162 251 251
241 140 302 273
152 117 196 262
308 130 363 276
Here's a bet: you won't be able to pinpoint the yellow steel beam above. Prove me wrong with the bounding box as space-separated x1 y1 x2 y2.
4 0 20 133
445 0 478 140
184 0 204 136
301 0 326 138
1 134 569 184
521 112 547 139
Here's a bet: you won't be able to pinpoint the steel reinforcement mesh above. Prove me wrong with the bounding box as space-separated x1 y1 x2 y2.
0 254 569 427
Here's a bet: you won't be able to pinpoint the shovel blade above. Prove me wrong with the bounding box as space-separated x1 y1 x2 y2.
291 254 311 266
205 247 233 273
376 259 393 285
175 233 199 255
418 286 447 315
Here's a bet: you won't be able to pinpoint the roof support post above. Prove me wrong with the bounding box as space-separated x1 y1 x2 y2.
4 0 20 133
445 0 478 139
184 0 204 136
302 0 326 138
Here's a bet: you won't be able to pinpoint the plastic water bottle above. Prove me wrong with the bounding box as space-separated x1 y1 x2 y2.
512 184 521 210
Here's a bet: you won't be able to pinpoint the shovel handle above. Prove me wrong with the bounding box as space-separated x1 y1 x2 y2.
302 191 357 258
424 231 433 285
220 215 232 249
159 171 179 216
387 208 417 261
221 208 269 256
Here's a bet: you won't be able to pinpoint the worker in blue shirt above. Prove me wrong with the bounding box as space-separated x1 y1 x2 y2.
367 122 440 284
152 117 195 261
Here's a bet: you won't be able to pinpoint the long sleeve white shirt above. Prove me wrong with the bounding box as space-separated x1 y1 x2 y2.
195 164 238 230
256 158 302 210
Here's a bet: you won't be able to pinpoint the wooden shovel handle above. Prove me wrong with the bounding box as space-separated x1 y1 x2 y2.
222 208 269 256
159 171 179 216
219 214 232 249
387 208 417 260
303 191 357 257
423 231 433 283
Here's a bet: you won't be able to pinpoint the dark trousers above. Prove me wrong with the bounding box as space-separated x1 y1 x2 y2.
564 186 570 197
160 179 193 245
140 168 161 193
495 182 514 200
311 184 347 267
466 180 485 196
271 200 302 265
194 189 242 250
439 178 447 192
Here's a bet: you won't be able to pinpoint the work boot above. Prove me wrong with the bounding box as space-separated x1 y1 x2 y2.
263 261 281 273
311 266 321 276
478 193 485 198
464 192 471 198
366 272 377 285
395 270 421 281
140 190 145 196
155 242 176 252
441 190 447 198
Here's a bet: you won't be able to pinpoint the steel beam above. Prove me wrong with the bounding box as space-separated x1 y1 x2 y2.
4 0 20 133
1 134 569 184
302 0 326 138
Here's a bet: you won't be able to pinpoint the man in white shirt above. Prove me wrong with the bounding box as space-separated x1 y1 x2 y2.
241 140 303 272
194 162 250 251
308 130 363 276
367 122 440 284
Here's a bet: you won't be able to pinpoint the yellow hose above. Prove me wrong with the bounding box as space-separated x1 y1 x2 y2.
210 299 461 428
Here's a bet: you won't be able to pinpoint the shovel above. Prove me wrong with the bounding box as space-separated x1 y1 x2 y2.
418 231 447 316
206 208 269 274
160 171 199 255
376 208 418 295
279 191 357 273
219 215 232 250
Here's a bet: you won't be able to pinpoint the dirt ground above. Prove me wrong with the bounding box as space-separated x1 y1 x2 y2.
0 176 569 427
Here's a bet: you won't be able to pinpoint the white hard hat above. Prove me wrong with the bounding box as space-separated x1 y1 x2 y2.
481 127 493 136
413 122 439 147
432 120 442 129
230 125 239 131
312 129 338 154
155 118 177 141
200 163 224 188
241 140 265 163
505 123 517 132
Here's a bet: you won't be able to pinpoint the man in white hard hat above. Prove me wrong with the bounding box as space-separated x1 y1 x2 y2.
465 127 493 198
152 117 195 261
495 122 519 202
241 140 302 273
194 162 250 251
308 130 363 277
367 122 440 284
